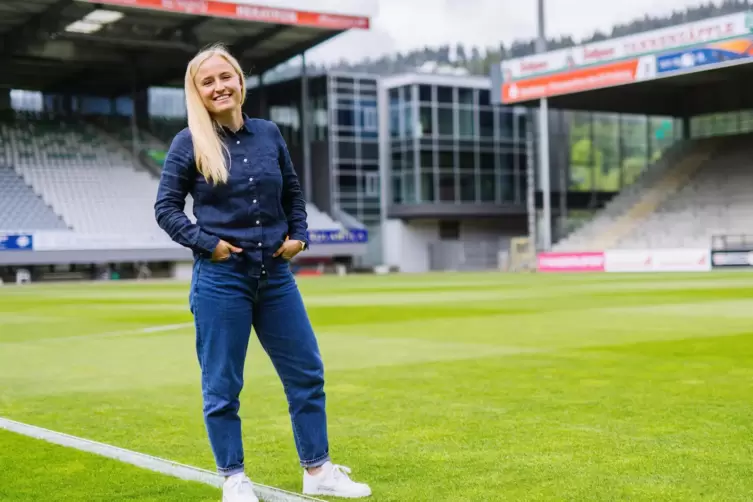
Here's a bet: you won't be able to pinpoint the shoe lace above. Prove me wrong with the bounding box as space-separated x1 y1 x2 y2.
228 475 255 494
331 464 353 481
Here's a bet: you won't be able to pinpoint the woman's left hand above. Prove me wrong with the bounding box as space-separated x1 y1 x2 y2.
273 238 305 260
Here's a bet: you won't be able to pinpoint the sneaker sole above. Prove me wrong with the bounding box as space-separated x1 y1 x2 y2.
302 490 372 498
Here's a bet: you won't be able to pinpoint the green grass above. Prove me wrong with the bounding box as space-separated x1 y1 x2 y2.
0 429 219 501
1 271 753 501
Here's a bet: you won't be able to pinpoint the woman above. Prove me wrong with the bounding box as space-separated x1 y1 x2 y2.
154 44 371 502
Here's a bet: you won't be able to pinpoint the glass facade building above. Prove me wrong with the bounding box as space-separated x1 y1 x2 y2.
328 74 381 225
382 74 529 209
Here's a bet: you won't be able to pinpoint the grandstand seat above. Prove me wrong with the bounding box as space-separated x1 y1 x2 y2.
0 112 346 245
0 165 68 232
615 134 753 249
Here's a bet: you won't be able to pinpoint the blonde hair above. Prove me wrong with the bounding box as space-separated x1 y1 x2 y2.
184 44 246 184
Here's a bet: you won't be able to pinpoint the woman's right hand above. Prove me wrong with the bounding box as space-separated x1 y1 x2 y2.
211 240 243 261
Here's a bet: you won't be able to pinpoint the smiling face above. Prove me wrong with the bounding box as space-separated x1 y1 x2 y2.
193 55 243 117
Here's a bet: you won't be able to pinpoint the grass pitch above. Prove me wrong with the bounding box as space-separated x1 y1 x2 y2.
1 271 752 501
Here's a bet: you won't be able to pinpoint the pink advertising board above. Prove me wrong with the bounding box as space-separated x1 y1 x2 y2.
537 252 606 273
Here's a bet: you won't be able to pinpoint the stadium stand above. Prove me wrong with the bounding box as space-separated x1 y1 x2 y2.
614 134 753 250
553 137 719 252
0 111 344 242
0 112 171 238
0 165 68 232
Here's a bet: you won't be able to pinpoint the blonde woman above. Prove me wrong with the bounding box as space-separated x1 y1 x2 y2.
154 44 371 501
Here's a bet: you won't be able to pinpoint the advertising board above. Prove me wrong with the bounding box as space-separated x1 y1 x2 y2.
711 249 753 268
0 234 33 251
502 57 656 103
605 248 711 273
537 252 605 273
79 0 371 30
496 11 753 103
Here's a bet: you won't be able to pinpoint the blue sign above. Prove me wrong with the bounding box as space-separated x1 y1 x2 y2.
307 229 368 245
0 234 33 251
656 40 753 76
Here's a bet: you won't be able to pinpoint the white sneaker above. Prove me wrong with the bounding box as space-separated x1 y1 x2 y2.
302 461 372 498
223 473 259 502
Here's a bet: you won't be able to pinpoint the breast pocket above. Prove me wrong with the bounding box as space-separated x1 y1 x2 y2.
258 155 282 187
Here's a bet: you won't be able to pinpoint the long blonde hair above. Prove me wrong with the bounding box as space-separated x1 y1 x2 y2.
184 44 246 184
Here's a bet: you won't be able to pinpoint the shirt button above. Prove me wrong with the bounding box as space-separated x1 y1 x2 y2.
236 141 240 145
258 242 262 247
249 177 253 182
256 220 260 225
253 199 257 203
243 158 248 163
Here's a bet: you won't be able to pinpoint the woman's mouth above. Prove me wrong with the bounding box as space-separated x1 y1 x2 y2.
214 94 231 103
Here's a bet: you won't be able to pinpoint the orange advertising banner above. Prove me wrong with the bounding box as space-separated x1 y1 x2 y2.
501 59 642 103
82 0 370 30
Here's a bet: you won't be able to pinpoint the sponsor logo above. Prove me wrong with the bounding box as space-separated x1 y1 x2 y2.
235 5 297 23
583 47 616 61
623 22 736 54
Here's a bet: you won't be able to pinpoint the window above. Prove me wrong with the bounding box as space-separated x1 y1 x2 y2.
459 151 475 171
458 109 475 138
362 105 378 132
479 89 491 106
338 174 358 193
480 173 496 202
337 141 356 160
420 150 434 170
390 106 400 138
480 152 494 173
438 107 454 136
361 142 378 162
419 106 433 137
420 171 435 202
419 85 432 102
392 174 402 204
438 172 455 202
480 110 493 138
391 151 403 172
459 171 476 202
403 104 414 139
337 108 355 128
458 88 473 106
365 172 380 196
437 86 453 104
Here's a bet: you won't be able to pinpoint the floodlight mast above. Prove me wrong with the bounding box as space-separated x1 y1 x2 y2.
536 0 552 251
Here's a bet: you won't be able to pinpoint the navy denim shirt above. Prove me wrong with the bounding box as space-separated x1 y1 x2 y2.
154 117 308 277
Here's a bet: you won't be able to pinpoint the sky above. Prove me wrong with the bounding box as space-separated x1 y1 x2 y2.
302 0 720 64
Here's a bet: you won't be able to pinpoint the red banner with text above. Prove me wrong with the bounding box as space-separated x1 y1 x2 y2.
82 0 370 30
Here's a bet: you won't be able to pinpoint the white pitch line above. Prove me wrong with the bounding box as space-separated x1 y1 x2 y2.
0 417 326 502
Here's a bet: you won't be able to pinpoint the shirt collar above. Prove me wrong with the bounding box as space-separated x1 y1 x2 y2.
215 113 252 136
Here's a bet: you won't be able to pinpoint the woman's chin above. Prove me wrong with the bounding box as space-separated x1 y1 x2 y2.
210 100 236 114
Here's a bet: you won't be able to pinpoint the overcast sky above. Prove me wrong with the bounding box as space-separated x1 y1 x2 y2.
303 0 721 64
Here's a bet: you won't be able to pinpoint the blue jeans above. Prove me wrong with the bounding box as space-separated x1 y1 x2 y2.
189 253 330 476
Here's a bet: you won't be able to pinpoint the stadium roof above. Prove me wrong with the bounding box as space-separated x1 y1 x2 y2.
0 0 373 96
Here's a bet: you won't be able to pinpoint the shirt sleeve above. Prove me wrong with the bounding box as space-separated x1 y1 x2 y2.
272 121 309 248
154 130 220 255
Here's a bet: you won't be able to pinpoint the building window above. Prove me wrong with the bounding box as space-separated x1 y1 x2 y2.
362 106 378 132
365 172 379 196
437 86 453 104
438 107 454 136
